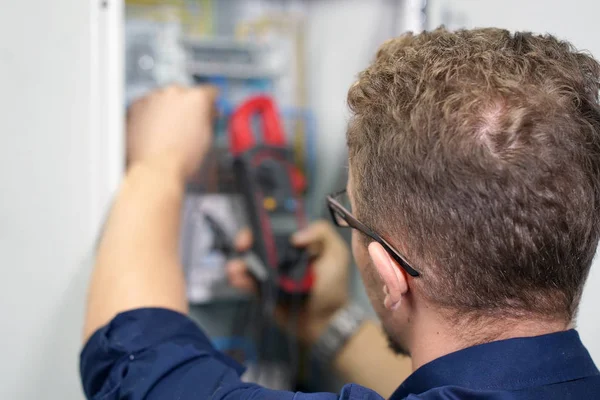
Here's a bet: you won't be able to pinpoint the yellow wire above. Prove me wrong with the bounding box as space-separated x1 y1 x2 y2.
125 0 216 37
293 19 307 175
202 0 214 37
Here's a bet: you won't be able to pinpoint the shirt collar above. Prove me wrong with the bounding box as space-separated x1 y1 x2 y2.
391 329 599 399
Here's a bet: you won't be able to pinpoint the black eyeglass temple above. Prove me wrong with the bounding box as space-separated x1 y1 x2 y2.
327 190 421 277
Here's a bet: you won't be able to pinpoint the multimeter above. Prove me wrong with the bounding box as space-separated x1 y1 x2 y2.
229 95 314 297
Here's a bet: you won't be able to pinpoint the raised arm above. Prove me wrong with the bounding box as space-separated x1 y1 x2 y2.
83 86 217 341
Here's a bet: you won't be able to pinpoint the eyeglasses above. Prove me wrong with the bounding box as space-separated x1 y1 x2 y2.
326 189 420 277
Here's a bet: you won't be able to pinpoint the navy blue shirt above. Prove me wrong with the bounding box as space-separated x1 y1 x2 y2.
80 308 600 399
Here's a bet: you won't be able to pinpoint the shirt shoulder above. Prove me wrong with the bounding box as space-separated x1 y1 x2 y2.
79 308 385 400
391 330 600 400
396 376 600 400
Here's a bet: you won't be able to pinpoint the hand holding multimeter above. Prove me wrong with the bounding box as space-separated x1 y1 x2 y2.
226 219 352 342
224 95 351 345
228 95 315 298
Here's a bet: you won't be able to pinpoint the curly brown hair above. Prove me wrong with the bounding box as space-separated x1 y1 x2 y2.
347 28 600 322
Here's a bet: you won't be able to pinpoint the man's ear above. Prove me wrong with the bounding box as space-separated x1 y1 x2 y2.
368 242 408 310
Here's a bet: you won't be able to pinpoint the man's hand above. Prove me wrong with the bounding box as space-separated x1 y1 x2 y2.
84 85 218 341
127 85 218 179
226 220 351 344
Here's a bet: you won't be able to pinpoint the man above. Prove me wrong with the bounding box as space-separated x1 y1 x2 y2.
81 28 600 399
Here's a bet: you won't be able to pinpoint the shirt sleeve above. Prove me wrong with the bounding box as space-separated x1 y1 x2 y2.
80 308 379 400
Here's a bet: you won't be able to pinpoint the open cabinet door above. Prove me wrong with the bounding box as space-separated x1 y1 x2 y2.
0 0 123 398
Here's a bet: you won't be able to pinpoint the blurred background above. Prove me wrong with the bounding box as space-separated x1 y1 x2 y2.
1 0 600 399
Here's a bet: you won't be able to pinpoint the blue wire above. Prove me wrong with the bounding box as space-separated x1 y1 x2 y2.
206 76 241 142
247 78 272 93
279 107 319 215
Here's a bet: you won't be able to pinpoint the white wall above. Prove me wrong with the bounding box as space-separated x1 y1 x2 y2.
426 0 600 363
0 0 122 399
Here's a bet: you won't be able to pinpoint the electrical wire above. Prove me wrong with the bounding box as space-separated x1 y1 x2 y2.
247 251 304 388
255 273 278 386
200 0 215 37
280 107 318 215
285 274 307 389
200 154 310 389
204 210 286 385
293 17 307 175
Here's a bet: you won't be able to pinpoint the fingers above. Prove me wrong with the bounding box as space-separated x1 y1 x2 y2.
188 85 220 119
290 220 336 258
291 220 338 248
184 85 219 108
225 259 257 293
291 220 350 264
227 227 256 293
234 227 253 252
158 84 217 97
135 85 219 117
228 221 346 292
198 85 219 102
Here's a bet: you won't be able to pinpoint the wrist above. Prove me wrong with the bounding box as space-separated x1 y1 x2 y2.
304 303 349 345
128 151 190 185
311 303 367 365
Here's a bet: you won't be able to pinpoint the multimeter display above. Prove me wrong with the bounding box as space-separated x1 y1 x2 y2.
269 214 299 234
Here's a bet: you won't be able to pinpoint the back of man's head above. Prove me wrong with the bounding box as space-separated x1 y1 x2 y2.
347 28 600 325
